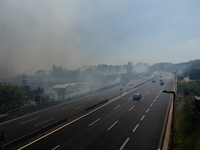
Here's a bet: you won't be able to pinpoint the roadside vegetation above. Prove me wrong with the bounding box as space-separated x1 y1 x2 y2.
0 81 46 114
174 77 200 149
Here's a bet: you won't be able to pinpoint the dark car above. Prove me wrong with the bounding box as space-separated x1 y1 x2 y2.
160 82 164 85
129 82 133 86
160 79 163 82
122 83 126 86
152 79 155 83
133 93 142 100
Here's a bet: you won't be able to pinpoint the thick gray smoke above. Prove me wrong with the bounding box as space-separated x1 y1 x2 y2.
1 0 200 78
0 0 122 78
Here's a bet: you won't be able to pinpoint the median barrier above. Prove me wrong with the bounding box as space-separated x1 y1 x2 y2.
3 116 69 150
1 75 160 149
85 99 108 112
68 109 86 120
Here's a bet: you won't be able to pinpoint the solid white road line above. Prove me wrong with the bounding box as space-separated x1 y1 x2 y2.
74 105 85 110
20 117 40 125
129 106 135 111
61 105 73 109
114 105 121 110
128 97 132 100
35 118 54 126
88 118 101 126
146 108 150 113
119 137 130 150
17 81 149 150
107 120 118 131
52 145 60 150
140 115 145 121
132 124 139 132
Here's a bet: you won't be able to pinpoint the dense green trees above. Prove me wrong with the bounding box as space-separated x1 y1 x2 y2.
34 87 44 103
0 82 27 113
0 81 47 114
188 67 200 80
175 79 200 149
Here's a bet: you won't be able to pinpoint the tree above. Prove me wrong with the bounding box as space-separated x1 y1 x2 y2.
188 67 200 80
35 69 47 76
22 74 27 85
126 62 133 73
22 85 34 102
0 82 27 113
34 87 44 103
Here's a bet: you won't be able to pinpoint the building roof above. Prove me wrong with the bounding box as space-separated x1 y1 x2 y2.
53 83 76 89
194 95 200 101
52 82 93 89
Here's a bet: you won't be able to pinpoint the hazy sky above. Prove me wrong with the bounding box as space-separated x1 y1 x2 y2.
1 0 200 78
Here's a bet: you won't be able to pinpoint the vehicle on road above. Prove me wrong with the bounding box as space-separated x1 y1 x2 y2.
160 79 163 82
152 79 155 83
160 82 164 85
122 83 126 86
133 93 142 100
129 82 133 86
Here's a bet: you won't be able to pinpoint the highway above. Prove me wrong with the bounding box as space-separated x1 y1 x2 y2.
13 74 174 150
0 75 155 147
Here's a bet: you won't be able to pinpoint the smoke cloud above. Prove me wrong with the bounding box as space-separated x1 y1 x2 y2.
1 0 200 78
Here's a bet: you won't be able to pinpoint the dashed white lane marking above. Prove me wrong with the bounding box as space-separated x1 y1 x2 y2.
156 96 158 99
52 145 60 150
35 118 54 126
152 88 154 90
119 137 130 150
147 92 150 95
153 99 156 102
129 106 135 111
146 108 150 113
133 124 139 132
88 118 101 126
128 97 132 100
140 115 145 121
140 98 143 101
20 117 40 125
17 82 150 150
114 105 121 110
107 120 118 131
62 105 73 109
74 105 85 110
150 103 153 107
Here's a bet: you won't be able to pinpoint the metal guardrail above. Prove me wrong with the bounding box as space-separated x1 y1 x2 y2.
1 76 159 149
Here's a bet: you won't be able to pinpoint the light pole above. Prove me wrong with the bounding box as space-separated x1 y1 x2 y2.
163 90 176 150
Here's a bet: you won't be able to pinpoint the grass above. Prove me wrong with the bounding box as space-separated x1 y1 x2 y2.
174 95 200 150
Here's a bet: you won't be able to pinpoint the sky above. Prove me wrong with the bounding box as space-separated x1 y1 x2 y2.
0 0 200 78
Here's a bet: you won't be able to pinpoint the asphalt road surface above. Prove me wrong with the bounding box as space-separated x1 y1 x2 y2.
14 74 174 150
0 75 154 146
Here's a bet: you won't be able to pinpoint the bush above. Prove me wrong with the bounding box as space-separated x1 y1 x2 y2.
174 96 200 149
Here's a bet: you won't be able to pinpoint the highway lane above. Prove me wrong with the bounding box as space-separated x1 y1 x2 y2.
16 75 174 150
0 75 157 145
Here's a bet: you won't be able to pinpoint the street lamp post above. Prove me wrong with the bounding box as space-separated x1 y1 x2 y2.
163 90 176 150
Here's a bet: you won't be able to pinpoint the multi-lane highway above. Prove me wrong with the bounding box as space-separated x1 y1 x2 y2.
5 74 175 150
0 75 153 147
